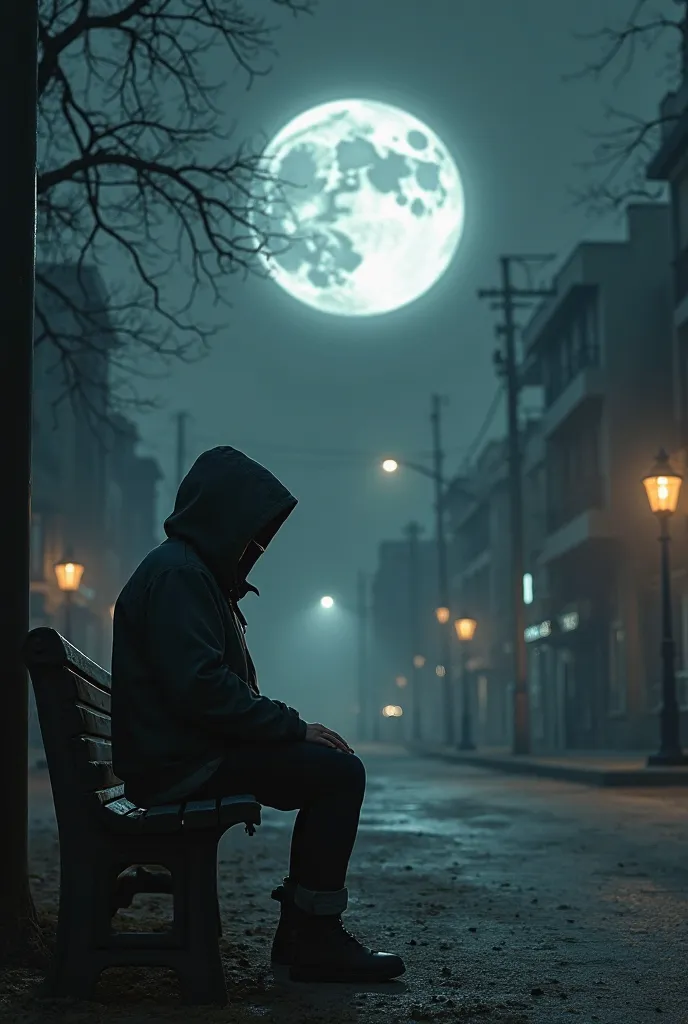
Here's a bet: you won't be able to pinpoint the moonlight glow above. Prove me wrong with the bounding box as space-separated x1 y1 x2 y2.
255 99 465 317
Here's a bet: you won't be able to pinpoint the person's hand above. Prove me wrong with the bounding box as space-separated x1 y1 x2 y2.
305 722 354 754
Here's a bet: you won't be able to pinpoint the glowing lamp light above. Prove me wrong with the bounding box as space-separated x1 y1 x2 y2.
643 449 682 515
382 704 404 718
454 616 477 642
395 675 408 688
382 459 399 474
435 606 451 625
435 664 446 678
320 595 335 610
413 654 426 669
54 559 84 593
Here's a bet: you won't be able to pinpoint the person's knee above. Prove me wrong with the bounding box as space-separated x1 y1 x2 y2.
340 752 366 799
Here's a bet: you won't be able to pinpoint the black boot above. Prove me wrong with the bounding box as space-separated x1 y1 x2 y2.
288 885 405 983
270 879 298 966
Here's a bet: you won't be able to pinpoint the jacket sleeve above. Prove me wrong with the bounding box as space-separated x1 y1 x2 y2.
144 565 307 742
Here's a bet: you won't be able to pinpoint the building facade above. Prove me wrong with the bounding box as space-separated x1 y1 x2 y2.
370 531 438 743
29 264 163 750
519 204 678 751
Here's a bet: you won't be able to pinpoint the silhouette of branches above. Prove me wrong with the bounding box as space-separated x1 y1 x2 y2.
570 0 684 212
36 0 313 412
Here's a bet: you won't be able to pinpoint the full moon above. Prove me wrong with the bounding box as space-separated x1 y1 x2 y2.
255 99 465 317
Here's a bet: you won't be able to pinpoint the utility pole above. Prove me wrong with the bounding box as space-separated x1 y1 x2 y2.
0 0 41 960
404 521 424 742
175 411 189 487
478 255 555 756
356 571 369 743
431 394 454 746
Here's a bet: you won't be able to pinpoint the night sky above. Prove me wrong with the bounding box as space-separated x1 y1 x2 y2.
134 0 668 732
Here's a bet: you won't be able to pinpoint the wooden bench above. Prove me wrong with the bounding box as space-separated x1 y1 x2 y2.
23 626 261 1006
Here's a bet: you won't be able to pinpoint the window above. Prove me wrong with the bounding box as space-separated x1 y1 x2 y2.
608 621 627 716
30 512 45 581
543 296 600 406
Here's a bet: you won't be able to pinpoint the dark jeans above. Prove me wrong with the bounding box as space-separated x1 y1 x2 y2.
189 740 366 892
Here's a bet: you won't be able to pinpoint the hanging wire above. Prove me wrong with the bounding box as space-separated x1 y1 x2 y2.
458 386 505 471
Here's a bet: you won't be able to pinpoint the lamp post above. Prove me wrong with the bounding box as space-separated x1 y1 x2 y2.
382 438 474 747
455 615 477 751
642 449 688 766
54 558 85 639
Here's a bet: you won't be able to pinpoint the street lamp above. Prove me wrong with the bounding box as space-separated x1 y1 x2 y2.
413 654 426 669
455 616 478 751
380 453 455 740
54 556 84 639
643 449 688 766
320 595 335 610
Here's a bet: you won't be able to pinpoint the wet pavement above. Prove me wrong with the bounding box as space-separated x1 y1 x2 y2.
4 744 688 1022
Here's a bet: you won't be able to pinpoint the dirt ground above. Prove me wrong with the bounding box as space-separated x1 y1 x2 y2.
2 744 688 1024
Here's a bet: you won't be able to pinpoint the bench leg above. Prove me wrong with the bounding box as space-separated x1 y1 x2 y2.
175 840 227 1005
45 856 106 1000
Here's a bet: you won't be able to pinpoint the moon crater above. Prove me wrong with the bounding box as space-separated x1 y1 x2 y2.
254 99 465 317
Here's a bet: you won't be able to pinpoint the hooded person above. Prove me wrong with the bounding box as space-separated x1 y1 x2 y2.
111 446 405 984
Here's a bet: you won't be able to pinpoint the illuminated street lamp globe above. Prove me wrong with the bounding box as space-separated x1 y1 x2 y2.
643 449 683 516
435 606 451 625
454 616 478 642
320 595 335 610
381 459 399 474
54 558 84 593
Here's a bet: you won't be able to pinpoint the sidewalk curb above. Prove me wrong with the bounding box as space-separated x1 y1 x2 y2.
407 743 688 787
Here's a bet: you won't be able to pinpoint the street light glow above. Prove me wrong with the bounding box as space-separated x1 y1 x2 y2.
382 704 404 717
54 559 85 593
382 459 399 473
320 595 335 609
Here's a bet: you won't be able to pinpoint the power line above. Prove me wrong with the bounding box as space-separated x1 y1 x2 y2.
461 386 505 469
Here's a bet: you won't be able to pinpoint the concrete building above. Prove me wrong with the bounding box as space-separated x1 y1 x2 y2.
444 423 543 748
370 532 438 743
29 264 163 749
519 203 678 751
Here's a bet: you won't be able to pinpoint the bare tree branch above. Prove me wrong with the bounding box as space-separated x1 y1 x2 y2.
36 0 315 418
570 0 684 211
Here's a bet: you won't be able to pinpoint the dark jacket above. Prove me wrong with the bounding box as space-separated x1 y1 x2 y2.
111 446 307 807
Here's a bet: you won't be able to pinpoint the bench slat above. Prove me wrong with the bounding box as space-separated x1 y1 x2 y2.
73 735 112 761
70 672 111 715
183 799 219 829
71 704 111 739
140 804 184 833
82 760 121 792
94 784 126 805
218 795 262 829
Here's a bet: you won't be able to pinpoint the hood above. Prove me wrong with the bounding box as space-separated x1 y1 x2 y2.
164 446 297 592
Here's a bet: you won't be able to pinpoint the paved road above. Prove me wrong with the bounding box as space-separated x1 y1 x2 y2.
8 745 688 1023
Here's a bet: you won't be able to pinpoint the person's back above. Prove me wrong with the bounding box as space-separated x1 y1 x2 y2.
111 446 404 984
112 446 304 806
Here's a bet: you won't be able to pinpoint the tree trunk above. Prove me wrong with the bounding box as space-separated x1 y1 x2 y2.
0 0 42 968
